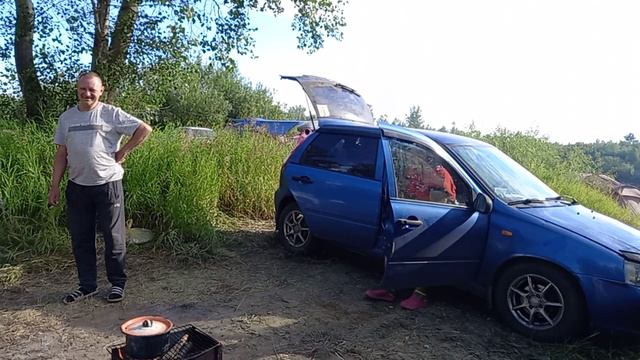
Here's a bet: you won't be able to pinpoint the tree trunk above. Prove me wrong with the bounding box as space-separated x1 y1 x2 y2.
14 0 44 120
91 0 110 72
102 0 141 103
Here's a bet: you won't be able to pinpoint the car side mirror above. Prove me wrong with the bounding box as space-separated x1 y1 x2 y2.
473 193 493 213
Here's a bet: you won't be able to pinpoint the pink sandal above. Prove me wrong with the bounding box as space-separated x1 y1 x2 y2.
365 288 396 302
399 289 427 310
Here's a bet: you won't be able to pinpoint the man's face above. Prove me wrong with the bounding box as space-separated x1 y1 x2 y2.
76 75 104 110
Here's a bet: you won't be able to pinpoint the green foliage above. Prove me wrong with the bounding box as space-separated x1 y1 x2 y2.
570 138 640 186
113 62 288 128
404 105 425 129
286 105 310 120
124 127 224 250
212 129 293 217
390 117 406 127
1 0 347 107
0 122 293 263
0 119 68 264
0 94 23 119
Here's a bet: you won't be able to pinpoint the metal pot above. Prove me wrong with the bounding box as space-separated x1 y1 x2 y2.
120 315 173 359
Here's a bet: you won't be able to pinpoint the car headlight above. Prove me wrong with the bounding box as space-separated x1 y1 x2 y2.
624 261 640 286
621 251 640 286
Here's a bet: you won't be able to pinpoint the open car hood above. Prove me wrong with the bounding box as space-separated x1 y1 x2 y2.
281 75 375 126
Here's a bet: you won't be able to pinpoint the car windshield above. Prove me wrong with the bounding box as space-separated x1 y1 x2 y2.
450 144 558 203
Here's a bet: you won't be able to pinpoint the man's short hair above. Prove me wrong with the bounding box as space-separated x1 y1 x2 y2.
77 70 103 83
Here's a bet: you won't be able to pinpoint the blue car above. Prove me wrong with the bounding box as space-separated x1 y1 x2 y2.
274 75 640 341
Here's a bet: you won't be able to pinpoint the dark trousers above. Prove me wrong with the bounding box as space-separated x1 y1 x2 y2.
66 180 127 290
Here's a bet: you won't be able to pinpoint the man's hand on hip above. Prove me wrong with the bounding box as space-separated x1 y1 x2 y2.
115 149 128 164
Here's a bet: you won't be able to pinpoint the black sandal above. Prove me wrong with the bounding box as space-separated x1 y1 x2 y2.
107 286 125 303
62 287 98 304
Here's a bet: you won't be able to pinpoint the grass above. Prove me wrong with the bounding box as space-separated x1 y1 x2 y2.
0 121 293 262
1 120 638 264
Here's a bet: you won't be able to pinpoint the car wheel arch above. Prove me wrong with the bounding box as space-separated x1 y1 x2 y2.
488 256 591 342
491 257 587 304
276 196 296 230
277 201 319 255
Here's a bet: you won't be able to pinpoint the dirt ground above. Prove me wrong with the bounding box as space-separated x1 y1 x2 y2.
1 221 637 360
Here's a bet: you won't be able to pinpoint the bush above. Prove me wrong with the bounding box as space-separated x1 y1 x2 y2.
115 62 289 128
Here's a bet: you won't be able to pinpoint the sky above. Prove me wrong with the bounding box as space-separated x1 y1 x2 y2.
234 0 640 144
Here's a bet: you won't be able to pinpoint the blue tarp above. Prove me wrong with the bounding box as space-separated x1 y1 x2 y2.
230 118 308 136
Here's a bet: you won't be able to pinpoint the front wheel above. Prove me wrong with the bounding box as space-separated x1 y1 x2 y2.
277 203 318 255
494 262 587 342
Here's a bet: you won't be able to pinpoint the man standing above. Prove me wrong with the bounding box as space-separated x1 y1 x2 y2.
47 71 152 304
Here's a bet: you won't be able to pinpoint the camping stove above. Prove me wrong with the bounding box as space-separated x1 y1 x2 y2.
106 324 222 360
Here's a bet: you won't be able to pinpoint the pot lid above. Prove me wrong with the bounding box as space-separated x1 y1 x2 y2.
121 316 173 336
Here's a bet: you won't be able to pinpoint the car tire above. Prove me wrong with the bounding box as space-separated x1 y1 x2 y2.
277 203 317 255
494 262 587 342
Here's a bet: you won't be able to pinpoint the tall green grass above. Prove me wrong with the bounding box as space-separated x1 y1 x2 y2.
0 121 68 263
0 121 293 263
1 121 638 264
212 129 292 218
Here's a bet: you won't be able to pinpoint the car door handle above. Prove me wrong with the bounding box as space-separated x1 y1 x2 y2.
397 218 423 226
292 175 313 184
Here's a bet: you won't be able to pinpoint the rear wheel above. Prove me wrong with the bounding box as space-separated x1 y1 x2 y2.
277 203 317 255
494 262 587 342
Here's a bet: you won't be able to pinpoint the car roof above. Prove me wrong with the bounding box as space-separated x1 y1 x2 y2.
415 129 489 147
319 121 488 147
316 120 381 137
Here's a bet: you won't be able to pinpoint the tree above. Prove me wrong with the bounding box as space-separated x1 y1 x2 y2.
391 118 406 127
13 0 44 119
2 0 347 121
286 105 309 120
405 105 424 129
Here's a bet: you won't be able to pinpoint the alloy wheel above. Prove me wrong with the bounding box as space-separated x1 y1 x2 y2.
283 210 310 248
506 273 565 330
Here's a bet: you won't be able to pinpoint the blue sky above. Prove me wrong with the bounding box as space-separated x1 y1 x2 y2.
234 0 640 144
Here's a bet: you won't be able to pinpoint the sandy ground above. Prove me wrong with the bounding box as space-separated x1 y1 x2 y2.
1 221 638 360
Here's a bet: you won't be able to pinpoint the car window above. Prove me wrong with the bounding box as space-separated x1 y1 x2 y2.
389 139 471 206
300 133 378 179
